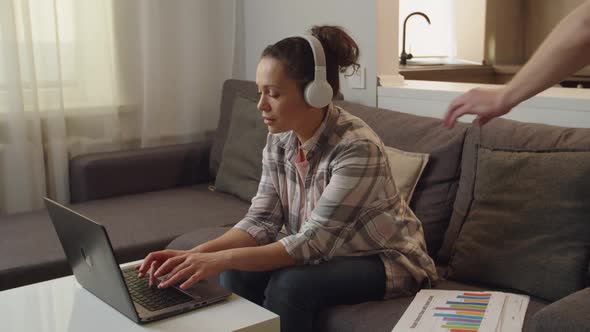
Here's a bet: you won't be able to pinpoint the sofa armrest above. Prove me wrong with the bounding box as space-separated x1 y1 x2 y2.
70 141 213 203
528 287 590 332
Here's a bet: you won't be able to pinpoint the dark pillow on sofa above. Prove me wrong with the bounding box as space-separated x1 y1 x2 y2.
447 146 590 301
210 79 259 178
439 119 590 263
214 95 268 202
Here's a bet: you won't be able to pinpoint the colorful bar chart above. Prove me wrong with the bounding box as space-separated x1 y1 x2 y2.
432 292 491 332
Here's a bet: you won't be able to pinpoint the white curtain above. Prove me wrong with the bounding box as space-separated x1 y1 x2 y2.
0 0 236 215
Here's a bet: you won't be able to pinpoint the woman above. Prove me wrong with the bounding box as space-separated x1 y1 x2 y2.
137 25 437 331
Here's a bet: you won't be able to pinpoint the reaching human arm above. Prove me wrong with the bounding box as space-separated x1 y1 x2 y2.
443 0 590 128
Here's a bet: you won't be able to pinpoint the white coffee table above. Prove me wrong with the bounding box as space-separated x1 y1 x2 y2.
0 262 279 332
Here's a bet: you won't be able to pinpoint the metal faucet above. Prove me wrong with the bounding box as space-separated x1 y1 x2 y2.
400 12 431 65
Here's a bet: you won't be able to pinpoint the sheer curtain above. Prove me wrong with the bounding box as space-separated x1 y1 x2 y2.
0 0 236 215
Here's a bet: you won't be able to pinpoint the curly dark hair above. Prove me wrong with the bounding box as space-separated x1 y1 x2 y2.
261 25 360 99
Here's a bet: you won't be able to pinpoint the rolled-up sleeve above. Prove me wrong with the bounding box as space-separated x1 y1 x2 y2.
234 135 284 245
279 139 388 264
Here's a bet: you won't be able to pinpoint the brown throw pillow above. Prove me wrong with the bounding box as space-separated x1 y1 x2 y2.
447 146 590 301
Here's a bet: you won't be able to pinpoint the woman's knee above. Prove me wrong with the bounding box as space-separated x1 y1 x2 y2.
220 270 268 293
264 268 317 307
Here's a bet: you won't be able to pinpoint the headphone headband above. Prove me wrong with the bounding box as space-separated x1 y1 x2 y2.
300 34 332 108
303 35 326 69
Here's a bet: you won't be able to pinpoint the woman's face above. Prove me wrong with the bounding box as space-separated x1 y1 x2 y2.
255 57 316 137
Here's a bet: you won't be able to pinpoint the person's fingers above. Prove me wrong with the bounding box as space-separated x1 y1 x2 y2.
148 261 161 288
166 261 191 280
448 92 469 113
154 255 186 278
137 251 162 277
446 104 476 128
179 271 204 290
158 267 193 289
443 98 465 127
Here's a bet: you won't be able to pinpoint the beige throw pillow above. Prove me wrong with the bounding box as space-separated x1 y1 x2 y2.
384 146 429 203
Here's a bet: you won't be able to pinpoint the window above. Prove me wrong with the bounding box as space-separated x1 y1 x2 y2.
0 0 118 114
399 0 485 63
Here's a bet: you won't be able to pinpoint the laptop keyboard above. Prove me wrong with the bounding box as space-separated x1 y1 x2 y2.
122 268 194 312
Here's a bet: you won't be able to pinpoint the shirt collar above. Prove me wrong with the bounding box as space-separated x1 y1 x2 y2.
276 103 339 162
299 107 330 153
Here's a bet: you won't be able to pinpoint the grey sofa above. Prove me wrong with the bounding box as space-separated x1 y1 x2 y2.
1 79 588 332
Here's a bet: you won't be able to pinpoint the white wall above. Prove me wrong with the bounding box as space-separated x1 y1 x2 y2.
234 0 378 106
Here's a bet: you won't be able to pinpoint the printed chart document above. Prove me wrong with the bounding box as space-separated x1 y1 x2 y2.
392 290 529 332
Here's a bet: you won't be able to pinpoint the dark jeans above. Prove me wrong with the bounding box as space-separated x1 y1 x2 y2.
220 255 385 332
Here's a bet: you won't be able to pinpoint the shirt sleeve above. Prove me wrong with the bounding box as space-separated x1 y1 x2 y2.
279 139 389 264
233 134 284 245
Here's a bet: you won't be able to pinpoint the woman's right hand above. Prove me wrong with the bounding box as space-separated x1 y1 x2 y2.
136 249 188 287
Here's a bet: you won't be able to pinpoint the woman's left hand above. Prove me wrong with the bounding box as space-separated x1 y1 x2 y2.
154 251 229 290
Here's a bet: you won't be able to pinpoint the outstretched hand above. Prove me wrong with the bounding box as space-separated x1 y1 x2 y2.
443 88 512 129
136 249 228 290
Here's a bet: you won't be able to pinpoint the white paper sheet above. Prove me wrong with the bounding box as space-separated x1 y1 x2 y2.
392 289 528 332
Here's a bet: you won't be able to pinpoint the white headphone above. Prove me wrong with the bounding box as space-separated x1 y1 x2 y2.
302 35 333 108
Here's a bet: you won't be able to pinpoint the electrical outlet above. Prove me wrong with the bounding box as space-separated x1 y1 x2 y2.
346 66 365 89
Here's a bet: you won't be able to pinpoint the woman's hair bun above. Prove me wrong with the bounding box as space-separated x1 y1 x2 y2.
310 25 360 75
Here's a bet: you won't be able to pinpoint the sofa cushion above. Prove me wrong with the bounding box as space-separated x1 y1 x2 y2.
439 119 590 263
447 146 590 301
210 79 259 178
0 185 249 290
215 95 268 202
167 226 232 251
336 100 468 257
384 146 429 203
528 287 590 332
316 277 547 332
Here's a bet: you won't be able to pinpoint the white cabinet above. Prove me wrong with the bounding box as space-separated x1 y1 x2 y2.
377 80 590 128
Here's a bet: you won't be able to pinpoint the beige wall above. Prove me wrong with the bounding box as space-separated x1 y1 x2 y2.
377 0 399 76
454 0 486 63
486 0 585 66
523 0 585 58
484 0 525 65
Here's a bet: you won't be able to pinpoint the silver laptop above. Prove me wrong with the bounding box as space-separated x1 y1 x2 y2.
44 198 232 324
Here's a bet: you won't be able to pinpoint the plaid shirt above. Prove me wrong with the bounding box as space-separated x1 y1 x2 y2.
234 104 438 298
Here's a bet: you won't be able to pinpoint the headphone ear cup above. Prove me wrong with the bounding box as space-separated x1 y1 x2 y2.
304 80 333 108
